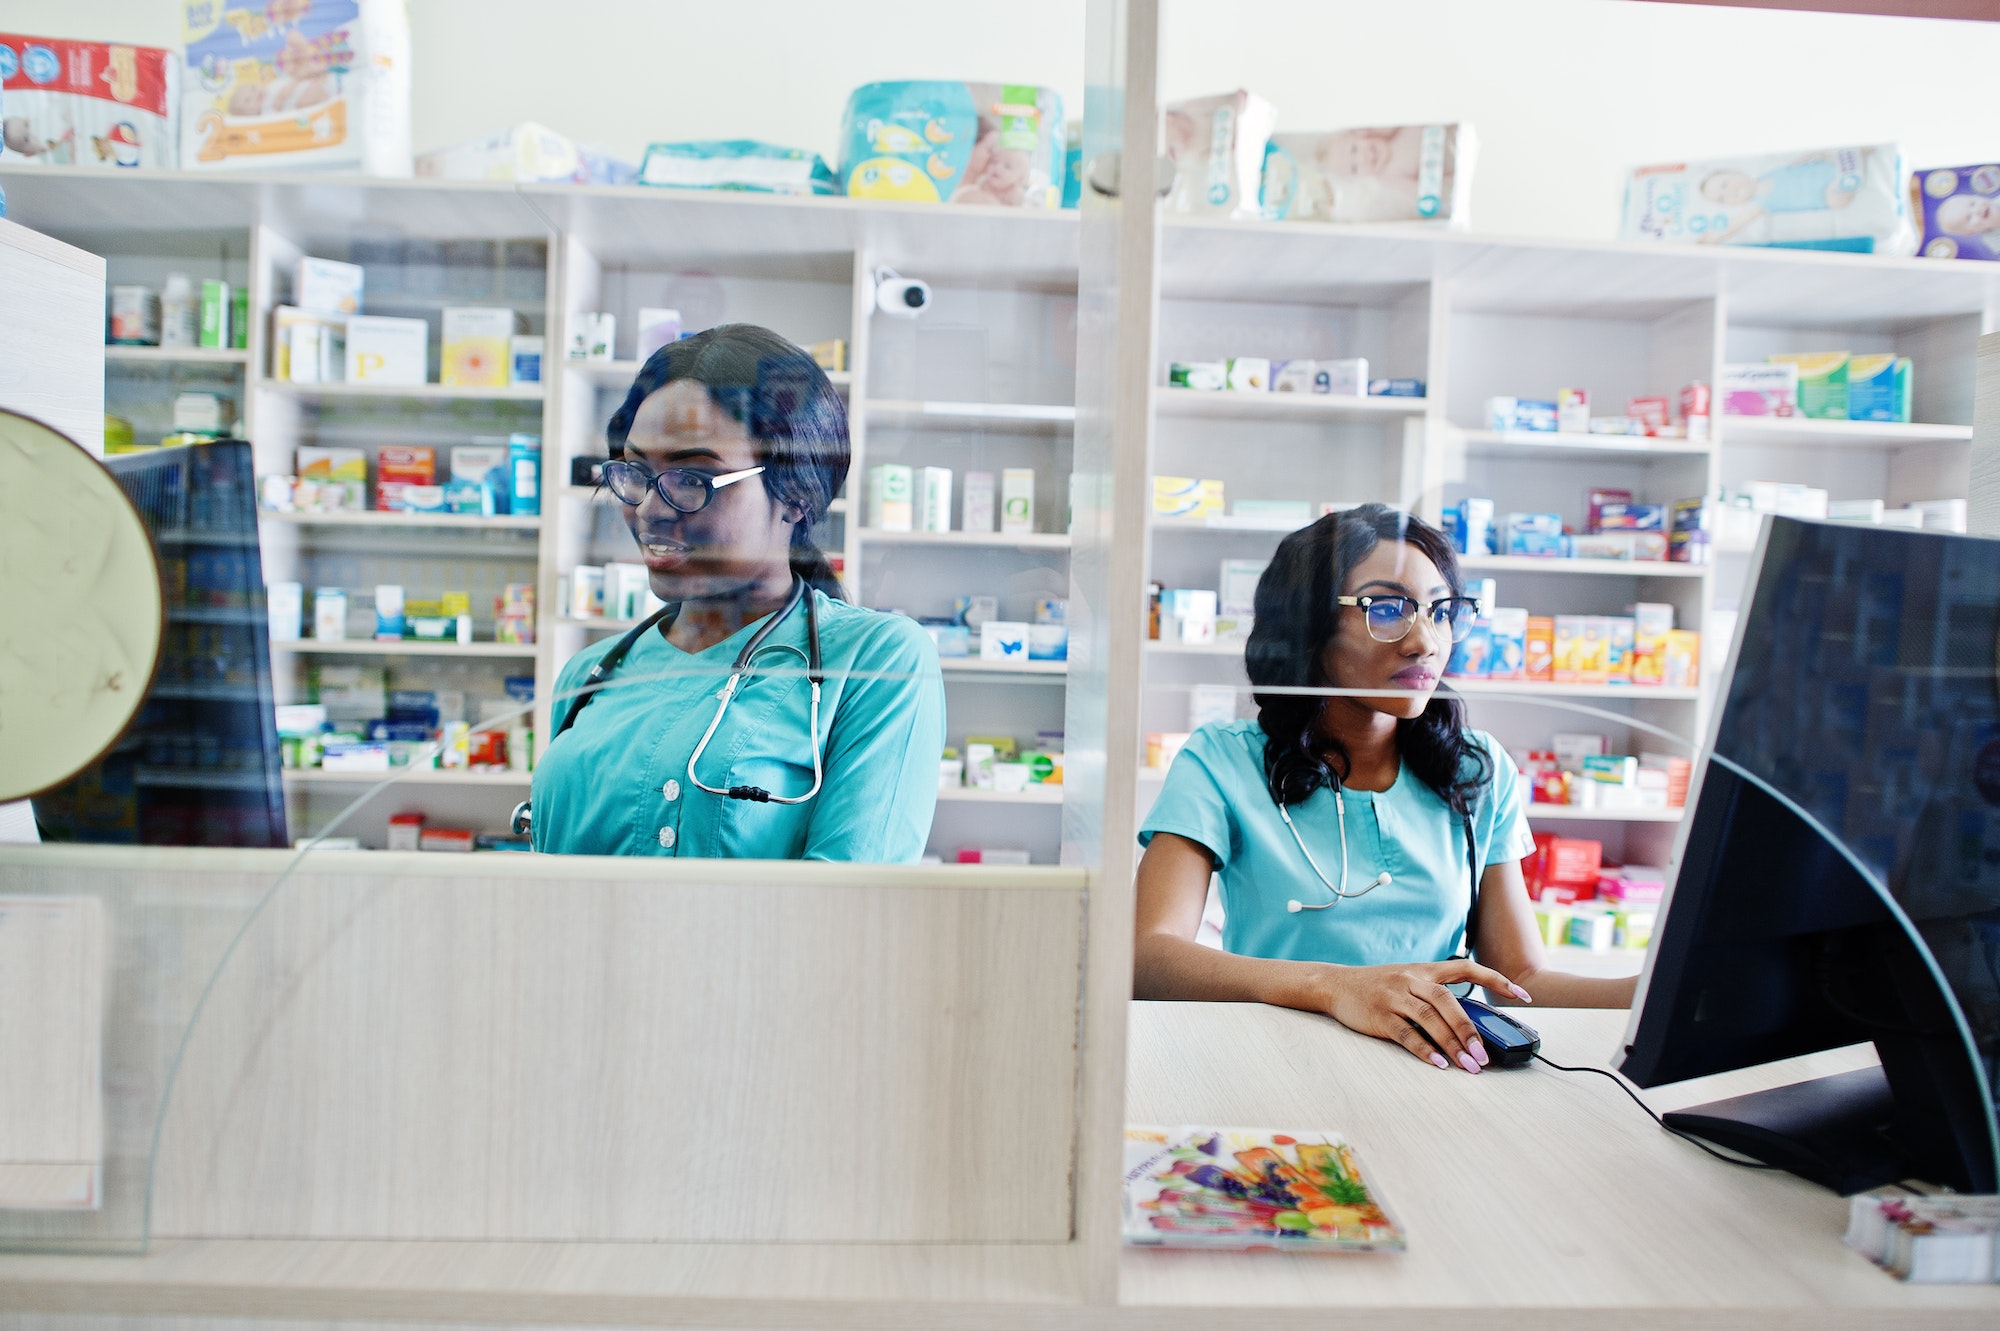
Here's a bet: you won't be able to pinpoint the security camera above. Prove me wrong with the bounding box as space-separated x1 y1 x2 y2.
875 268 931 318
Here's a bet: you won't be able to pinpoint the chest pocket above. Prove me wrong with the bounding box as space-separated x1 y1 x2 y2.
705 668 823 856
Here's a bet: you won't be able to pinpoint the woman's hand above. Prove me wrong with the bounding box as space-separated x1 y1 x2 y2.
1314 960 1532 1074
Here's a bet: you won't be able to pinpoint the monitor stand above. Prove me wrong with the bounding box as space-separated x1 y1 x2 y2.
1662 1065 1907 1195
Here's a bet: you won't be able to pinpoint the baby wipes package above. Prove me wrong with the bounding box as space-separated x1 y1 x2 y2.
839 81 1065 208
1262 123 1476 227
0 33 178 169
1912 163 2000 261
640 140 834 195
1163 90 1276 220
1620 144 1915 255
417 122 635 186
180 0 411 175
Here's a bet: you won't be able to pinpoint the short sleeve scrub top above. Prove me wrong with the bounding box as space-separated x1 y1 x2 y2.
530 590 946 862
1139 719 1535 965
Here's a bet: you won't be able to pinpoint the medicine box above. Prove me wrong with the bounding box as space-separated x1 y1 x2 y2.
1845 355 1912 423
199 280 231 350
1168 361 1226 391
346 315 429 385
1001 468 1036 534
1225 358 1270 391
868 464 914 531
296 447 367 511
1488 397 1558 432
441 308 516 387
509 434 541 516
635 307 683 361
604 563 652 620
1218 559 1266 617
1028 623 1068 661
1594 502 1667 532
268 582 303 641
1525 616 1555 681
915 466 953 534
1552 615 1585 684
374 585 406 641
1504 512 1564 557
1153 476 1224 518
569 565 606 619
962 470 996 533
375 446 436 512
980 620 1030 661
1487 607 1528 680
297 257 365 316
1446 622 1492 679
1720 362 1797 417
1557 388 1589 433
510 336 543 385
1272 359 1322 393
313 588 349 641
273 307 346 383
1767 353 1848 420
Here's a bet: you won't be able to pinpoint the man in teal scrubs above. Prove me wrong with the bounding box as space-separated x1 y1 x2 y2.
530 325 944 861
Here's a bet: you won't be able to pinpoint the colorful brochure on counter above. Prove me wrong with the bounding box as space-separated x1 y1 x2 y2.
1123 1125 1405 1252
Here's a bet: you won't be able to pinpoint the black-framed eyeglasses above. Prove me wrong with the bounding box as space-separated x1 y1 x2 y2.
601 460 765 514
1335 594 1481 644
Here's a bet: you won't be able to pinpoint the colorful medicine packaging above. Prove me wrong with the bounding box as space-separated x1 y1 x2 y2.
375 445 435 512
1153 476 1225 519
1844 354 1913 422
838 81 1066 208
867 464 914 532
1767 352 1848 420
0 33 178 170
1911 163 2000 262
1262 122 1476 226
1001 469 1037 534
297 257 364 316
1619 143 1916 255
1487 397 1559 433
440 307 516 387
1720 362 1797 417
180 0 411 175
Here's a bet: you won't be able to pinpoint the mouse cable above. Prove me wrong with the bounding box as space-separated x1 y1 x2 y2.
1531 1053 1774 1171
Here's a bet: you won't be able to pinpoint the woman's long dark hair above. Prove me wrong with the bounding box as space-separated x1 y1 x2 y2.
1244 503 1491 815
606 323 847 599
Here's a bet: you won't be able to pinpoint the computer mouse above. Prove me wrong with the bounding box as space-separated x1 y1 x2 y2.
1460 996 1541 1067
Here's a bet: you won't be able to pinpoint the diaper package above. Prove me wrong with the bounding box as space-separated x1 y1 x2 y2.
1619 144 1915 254
0 33 178 169
838 81 1065 207
1163 90 1276 220
639 140 834 194
1911 163 2000 262
418 122 635 186
1262 123 1476 226
180 0 411 175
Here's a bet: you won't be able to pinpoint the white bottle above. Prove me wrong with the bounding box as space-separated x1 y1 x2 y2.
160 273 197 349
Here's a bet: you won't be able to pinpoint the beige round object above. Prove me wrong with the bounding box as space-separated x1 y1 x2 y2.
0 410 163 801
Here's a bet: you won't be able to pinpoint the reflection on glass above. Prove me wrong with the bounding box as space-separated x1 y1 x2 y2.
528 325 945 861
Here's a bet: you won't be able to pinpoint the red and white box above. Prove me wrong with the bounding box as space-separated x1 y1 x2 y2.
0 34 178 169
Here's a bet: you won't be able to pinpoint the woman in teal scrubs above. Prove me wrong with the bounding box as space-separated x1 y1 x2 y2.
1134 504 1637 1073
530 324 944 861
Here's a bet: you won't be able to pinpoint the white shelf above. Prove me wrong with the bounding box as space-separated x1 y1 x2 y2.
1144 641 1249 656
939 658 1067 682
263 509 542 532
1153 514 1310 535
866 399 1075 431
105 344 249 365
934 786 1064 806
1524 804 1685 824
1448 678 1702 701
132 766 271 791
257 378 545 402
1718 415 1973 449
284 768 531 788
569 358 849 390
273 639 539 659
1457 555 1706 579
1456 430 1712 461
859 527 1070 551
1155 386 1426 421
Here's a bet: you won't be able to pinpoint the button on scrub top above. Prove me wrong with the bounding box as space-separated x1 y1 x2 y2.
531 591 945 862
1139 720 1534 966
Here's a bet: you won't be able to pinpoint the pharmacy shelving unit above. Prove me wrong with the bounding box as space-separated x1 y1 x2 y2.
6 164 1996 862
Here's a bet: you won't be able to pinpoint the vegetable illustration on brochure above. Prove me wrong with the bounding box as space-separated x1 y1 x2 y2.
1124 1125 1405 1251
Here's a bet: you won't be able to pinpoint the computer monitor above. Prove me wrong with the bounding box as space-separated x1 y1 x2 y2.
1620 515 2000 1195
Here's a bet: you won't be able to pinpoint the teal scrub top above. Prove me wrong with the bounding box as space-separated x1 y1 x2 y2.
531 591 945 862
1139 720 1534 966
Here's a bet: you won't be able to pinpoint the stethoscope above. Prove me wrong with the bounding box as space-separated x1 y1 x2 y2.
1278 781 1483 960
510 577 825 836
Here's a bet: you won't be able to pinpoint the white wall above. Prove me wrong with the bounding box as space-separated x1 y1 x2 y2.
10 1 2000 242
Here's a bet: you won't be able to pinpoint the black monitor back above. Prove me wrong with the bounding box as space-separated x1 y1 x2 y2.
1620 516 2000 1193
